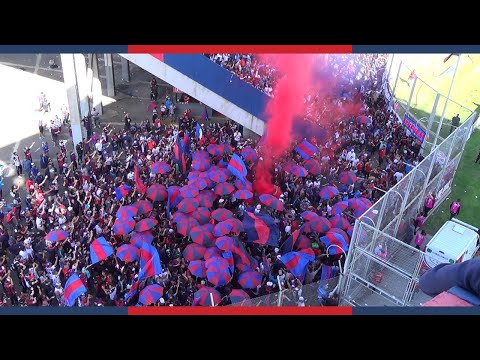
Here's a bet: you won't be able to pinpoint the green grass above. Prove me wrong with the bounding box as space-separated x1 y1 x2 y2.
423 129 480 234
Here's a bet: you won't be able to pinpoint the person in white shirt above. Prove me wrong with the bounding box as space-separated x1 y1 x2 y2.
95 140 103 153
394 171 404 183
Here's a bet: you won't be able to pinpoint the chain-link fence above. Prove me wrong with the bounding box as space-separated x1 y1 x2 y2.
341 55 479 307
230 276 340 307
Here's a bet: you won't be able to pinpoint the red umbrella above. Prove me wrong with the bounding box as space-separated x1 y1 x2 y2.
180 185 199 199
234 179 253 191
183 243 207 261
303 217 332 233
229 289 251 305
193 286 221 306
288 165 308 177
331 201 349 216
259 194 285 211
189 225 215 247
329 215 351 230
204 247 223 260
304 159 322 175
191 207 211 225
113 219 136 235
146 184 168 202
301 211 320 221
327 228 350 244
134 200 153 215
197 196 214 208
223 218 244 234
338 171 357 185
234 190 253 200
209 171 229 183
177 198 200 214
214 183 235 196
116 205 138 220
191 160 211 172
188 260 206 278
215 236 235 251
150 161 171 174
135 218 158 232
177 217 200 236
212 208 234 222
319 186 339 200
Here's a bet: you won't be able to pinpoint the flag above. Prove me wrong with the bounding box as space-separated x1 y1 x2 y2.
138 242 163 281
243 211 280 247
173 141 187 174
166 186 182 219
295 139 318 160
319 264 339 288
134 166 147 195
63 273 87 307
280 251 315 282
125 280 139 302
261 256 271 273
232 238 258 270
115 184 132 201
228 154 248 182
196 122 203 140
443 53 460 63
90 237 114 264
202 106 209 121
281 226 305 255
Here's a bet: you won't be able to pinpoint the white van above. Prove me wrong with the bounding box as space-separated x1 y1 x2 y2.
423 218 480 269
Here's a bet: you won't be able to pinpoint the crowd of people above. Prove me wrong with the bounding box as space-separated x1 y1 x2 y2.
0 54 424 307
205 54 277 96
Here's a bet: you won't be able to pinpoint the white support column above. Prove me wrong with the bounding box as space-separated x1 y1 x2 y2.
73 54 90 118
104 54 115 97
60 54 83 150
121 57 131 82
91 54 103 115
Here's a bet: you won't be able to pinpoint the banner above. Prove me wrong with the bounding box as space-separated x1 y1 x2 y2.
403 114 426 143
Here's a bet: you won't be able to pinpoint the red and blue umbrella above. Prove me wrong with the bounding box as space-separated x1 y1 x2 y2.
295 235 312 250
223 218 244 234
204 247 223 260
320 232 349 255
134 200 153 215
172 211 188 223
188 260 206 278
150 161 171 174
229 289 251 304
353 207 368 218
193 287 221 306
177 217 200 237
241 147 258 162
116 205 138 220
190 226 215 247
327 228 350 244
45 230 69 242
177 198 200 214
214 182 235 196
135 218 158 232
197 195 214 208
303 217 332 233
206 258 231 286
116 244 140 262
215 236 235 251
192 150 210 161
191 160 211 172
331 201 349 216
348 197 372 210
218 143 233 155
234 179 253 191
213 221 234 237
212 208 234 222
130 232 154 248
180 185 199 199
139 284 164 305
192 207 211 225
209 171 229 183
289 165 308 177
113 219 135 235
304 159 321 173
234 190 253 200
146 184 168 202
319 186 339 200
259 194 284 211
190 178 209 191
301 211 320 221
338 171 357 185
183 243 207 261
330 215 350 230
238 271 263 289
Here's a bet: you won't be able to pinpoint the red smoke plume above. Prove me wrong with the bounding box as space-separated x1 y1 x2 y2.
253 54 364 197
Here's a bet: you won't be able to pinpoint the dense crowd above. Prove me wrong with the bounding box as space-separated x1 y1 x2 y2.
0 54 422 307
